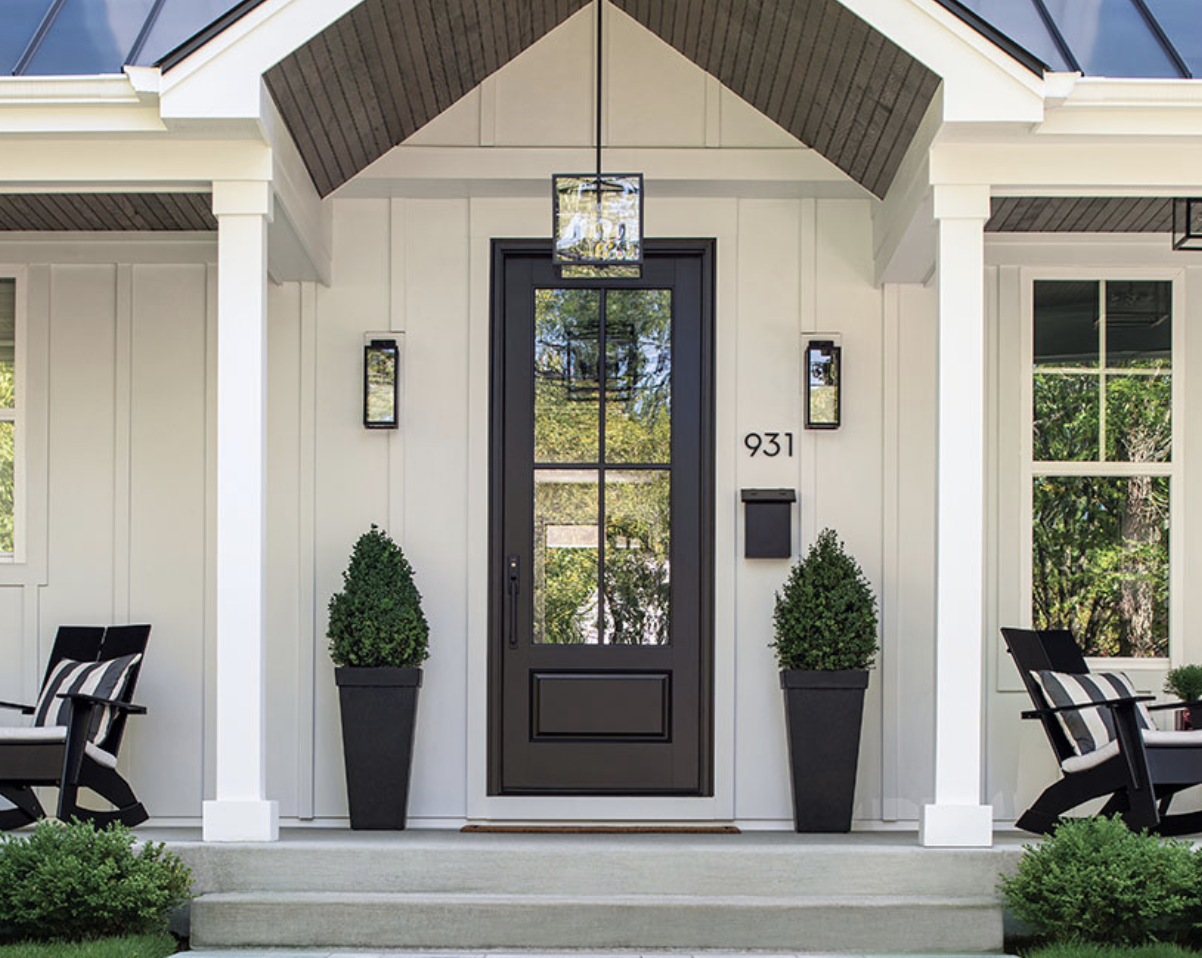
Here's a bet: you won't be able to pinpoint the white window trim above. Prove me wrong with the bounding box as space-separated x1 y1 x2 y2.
1019 266 1184 668
0 266 26 565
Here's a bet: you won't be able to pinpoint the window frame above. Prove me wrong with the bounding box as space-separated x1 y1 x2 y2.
0 266 27 564
1020 267 1184 667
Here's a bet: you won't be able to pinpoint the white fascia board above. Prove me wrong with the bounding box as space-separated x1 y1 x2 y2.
835 0 1045 123
262 92 331 283
158 0 363 121
931 138 1202 193
1 137 271 188
0 74 166 133
1035 76 1202 136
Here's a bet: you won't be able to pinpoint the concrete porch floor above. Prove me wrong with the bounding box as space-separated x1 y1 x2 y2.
152 828 1028 954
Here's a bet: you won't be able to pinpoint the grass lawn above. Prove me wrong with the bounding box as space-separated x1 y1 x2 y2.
1026 945 1201 958
0 933 177 958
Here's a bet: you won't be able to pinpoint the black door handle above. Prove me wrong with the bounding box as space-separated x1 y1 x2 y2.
506 554 520 648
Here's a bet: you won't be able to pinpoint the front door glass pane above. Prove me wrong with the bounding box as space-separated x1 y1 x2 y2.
604 470 671 645
535 289 601 463
605 289 672 464
535 470 600 645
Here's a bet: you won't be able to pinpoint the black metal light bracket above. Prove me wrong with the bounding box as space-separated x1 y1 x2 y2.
1173 198 1202 250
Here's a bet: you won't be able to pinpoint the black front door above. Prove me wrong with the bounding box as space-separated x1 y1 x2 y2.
489 240 714 795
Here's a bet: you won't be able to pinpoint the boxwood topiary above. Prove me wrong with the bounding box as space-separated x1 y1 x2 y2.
771 528 878 671
998 815 1196 945
328 525 429 669
0 819 192 942
1164 664 1202 704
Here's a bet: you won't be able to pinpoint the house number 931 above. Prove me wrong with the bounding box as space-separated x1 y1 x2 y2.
744 432 794 457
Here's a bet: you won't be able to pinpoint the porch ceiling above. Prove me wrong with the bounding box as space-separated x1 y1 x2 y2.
0 193 216 231
986 196 1172 233
262 0 941 199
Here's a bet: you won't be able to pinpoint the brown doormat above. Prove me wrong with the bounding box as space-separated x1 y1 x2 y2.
461 824 741 834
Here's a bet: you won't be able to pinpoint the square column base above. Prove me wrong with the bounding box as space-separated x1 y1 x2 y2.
920 803 993 847
203 799 279 842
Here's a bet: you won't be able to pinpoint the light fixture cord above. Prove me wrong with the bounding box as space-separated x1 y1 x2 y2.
595 0 603 191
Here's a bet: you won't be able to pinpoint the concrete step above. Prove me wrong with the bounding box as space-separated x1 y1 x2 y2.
188 891 1004 952
175 832 1019 899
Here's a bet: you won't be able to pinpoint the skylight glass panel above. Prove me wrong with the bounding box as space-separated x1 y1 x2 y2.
23 0 158 76
1142 0 1202 77
133 0 238 65
1042 0 1180 77
1 0 56 75
955 0 1072 71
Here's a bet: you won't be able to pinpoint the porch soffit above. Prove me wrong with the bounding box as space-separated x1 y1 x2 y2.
261 0 941 199
986 196 1173 234
0 193 216 231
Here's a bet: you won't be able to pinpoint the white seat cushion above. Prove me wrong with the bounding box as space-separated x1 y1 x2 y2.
0 725 118 769
1062 729 1202 773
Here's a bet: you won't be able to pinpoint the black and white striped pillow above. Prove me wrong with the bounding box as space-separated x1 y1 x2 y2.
33 654 141 743
1035 670 1153 756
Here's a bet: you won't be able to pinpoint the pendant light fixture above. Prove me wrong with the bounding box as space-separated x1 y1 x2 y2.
552 0 643 276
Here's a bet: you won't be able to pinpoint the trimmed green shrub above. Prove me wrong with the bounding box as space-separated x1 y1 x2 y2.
0 821 192 942
328 525 429 668
1024 944 1199 958
998 816 1195 945
771 528 878 671
1164 664 1202 704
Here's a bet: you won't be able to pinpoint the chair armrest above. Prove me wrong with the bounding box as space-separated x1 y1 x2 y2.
1147 699 1202 712
1021 694 1154 720
0 699 35 715
56 692 147 715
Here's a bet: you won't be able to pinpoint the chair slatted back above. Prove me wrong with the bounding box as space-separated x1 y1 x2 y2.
1001 627 1088 765
39 624 150 757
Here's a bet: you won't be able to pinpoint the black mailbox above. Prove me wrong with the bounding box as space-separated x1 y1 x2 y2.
741 489 797 559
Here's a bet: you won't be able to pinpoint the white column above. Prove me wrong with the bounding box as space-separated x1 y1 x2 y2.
920 184 994 848
202 180 279 842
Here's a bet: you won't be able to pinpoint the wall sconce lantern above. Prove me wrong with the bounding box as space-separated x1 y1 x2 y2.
364 338 399 429
1172 198 1202 250
805 340 841 429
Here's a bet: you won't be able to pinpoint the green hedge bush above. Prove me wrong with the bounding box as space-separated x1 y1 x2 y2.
0 821 192 942
999 816 1196 945
327 525 429 668
771 528 878 671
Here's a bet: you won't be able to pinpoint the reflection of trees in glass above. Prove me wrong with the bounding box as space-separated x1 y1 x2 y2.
604 472 670 645
0 422 12 553
533 288 674 646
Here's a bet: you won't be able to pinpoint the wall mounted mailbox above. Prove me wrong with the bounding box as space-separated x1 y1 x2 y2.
741 489 797 559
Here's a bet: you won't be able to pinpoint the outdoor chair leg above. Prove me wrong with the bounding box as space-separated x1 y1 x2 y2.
1016 776 1097 834
0 784 45 830
75 764 148 828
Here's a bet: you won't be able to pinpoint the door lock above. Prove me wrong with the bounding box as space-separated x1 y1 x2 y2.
506 554 520 648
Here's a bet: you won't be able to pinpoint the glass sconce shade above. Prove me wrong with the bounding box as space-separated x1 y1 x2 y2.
364 339 399 429
1173 198 1202 250
805 340 841 429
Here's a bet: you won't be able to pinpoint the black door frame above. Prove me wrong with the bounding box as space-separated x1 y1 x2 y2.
487 238 716 796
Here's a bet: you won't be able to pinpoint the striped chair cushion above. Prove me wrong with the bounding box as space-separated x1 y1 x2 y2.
1035 670 1154 756
32 654 141 743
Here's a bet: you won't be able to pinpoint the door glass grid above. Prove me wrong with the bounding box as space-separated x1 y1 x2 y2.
533 287 672 645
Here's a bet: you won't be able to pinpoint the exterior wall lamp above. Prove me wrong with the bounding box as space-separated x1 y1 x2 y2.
804 340 841 429
1172 198 1202 250
364 337 399 429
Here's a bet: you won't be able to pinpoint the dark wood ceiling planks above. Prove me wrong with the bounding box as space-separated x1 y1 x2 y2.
262 0 940 199
987 196 1173 233
0 193 216 231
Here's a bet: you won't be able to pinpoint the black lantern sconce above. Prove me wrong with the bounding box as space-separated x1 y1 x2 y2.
1172 198 1202 251
805 340 841 429
364 338 399 429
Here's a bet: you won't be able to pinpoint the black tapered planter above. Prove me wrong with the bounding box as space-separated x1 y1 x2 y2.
335 667 421 829
780 669 869 833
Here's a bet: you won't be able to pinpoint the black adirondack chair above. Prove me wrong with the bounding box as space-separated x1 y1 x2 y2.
1003 627 1202 835
0 624 151 829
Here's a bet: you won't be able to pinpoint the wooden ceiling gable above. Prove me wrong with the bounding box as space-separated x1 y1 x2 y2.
262 0 941 199
610 0 940 198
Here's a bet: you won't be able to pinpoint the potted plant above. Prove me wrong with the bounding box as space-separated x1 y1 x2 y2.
328 525 429 829
1163 664 1202 730
772 528 879 832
